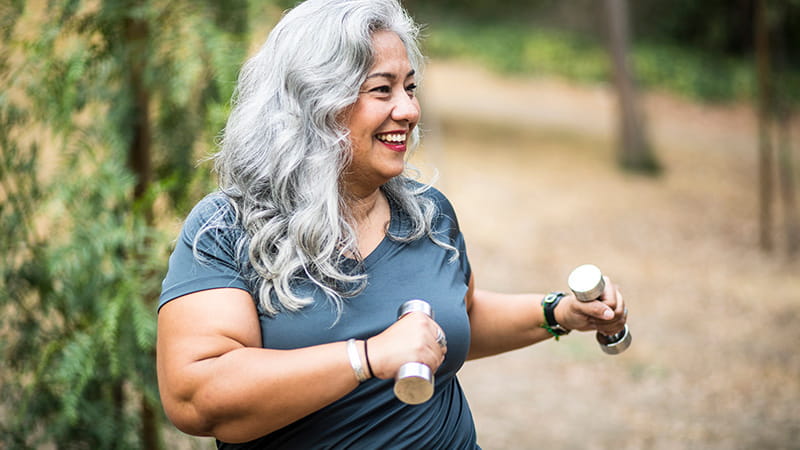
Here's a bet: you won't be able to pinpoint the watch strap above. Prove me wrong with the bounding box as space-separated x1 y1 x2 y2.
541 291 570 338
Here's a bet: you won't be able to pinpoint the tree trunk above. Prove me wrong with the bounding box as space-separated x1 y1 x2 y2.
123 15 160 450
604 0 659 173
141 393 161 450
777 112 799 256
755 0 774 252
124 17 152 204
770 7 800 257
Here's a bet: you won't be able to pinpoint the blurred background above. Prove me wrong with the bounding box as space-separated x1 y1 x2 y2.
1 0 799 449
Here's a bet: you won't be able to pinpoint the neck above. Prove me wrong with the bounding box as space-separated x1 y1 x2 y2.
342 172 387 219
347 187 383 223
342 182 391 259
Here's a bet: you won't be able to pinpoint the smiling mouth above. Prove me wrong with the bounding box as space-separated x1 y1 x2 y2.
375 132 407 146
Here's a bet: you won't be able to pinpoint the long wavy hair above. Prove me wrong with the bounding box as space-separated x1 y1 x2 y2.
213 0 455 316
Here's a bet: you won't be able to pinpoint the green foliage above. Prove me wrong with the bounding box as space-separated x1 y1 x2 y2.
16 0 248 209
423 20 800 104
1 145 162 449
424 23 608 82
632 45 754 103
412 0 800 67
0 133 166 449
0 0 252 448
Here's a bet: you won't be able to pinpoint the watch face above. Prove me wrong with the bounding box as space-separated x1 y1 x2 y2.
544 293 561 304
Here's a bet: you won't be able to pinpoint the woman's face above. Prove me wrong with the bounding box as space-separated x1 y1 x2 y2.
342 30 421 195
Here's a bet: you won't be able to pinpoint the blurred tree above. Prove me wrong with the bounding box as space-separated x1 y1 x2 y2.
755 0 799 256
756 0 776 252
0 0 251 448
604 0 660 173
411 0 800 67
772 2 800 257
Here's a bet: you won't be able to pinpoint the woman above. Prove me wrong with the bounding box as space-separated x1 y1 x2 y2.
156 0 628 448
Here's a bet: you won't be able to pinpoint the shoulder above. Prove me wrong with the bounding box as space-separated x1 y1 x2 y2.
425 185 456 219
178 192 244 251
402 179 456 217
182 192 239 234
398 178 461 234
186 192 237 225
416 182 459 226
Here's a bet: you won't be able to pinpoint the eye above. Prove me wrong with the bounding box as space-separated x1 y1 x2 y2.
405 83 417 96
369 85 391 94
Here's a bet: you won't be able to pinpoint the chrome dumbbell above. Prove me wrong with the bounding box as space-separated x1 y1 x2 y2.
393 299 436 405
568 264 631 355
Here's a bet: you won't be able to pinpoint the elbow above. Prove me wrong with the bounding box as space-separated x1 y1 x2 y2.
161 396 215 438
161 385 253 443
158 363 224 437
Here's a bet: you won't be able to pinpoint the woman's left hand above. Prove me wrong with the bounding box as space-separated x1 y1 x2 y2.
554 276 627 336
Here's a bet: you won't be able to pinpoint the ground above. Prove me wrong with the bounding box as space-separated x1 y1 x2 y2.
169 60 800 449
420 61 800 450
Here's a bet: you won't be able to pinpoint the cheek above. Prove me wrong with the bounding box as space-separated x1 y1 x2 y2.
351 129 377 157
348 107 381 138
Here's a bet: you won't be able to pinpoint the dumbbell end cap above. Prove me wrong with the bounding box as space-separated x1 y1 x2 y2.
394 363 434 404
596 324 632 355
568 264 605 302
397 299 433 319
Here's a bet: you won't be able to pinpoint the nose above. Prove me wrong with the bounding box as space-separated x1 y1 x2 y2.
391 92 420 124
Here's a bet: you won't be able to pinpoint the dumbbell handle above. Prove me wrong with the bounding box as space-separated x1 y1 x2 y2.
393 300 435 405
568 264 632 355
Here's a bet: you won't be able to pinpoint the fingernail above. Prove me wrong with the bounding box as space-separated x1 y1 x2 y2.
603 309 614 320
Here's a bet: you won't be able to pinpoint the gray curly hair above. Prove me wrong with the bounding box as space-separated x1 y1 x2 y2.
213 0 454 316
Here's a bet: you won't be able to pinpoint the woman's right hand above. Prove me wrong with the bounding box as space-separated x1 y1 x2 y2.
366 312 447 380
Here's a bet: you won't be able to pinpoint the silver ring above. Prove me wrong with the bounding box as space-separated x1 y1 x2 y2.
436 329 447 349
623 307 629 318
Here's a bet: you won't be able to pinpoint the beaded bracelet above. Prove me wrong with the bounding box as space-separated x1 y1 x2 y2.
540 322 564 341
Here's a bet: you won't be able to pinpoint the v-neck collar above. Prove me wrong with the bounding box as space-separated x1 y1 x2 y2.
341 192 402 271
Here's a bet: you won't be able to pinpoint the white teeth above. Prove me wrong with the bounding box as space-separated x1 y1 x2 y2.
377 133 406 143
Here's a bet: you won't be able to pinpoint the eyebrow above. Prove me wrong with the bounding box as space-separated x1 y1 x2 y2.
365 69 416 81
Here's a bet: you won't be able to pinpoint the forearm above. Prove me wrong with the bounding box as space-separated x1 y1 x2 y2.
162 341 360 443
158 288 448 444
466 288 553 360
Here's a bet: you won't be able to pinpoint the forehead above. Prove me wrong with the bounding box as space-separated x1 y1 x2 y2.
369 30 412 73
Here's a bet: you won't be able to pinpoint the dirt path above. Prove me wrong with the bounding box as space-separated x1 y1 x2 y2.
417 61 800 449
164 61 799 450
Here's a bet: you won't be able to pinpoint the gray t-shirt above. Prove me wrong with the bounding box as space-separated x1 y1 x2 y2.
159 185 478 449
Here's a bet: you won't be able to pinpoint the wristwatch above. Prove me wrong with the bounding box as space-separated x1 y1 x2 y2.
541 292 571 336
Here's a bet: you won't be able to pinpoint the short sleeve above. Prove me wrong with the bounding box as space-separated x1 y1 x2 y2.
158 194 251 311
427 186 472 284
454 231 471 283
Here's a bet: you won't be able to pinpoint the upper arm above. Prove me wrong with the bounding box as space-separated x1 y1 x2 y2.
156 288 260 433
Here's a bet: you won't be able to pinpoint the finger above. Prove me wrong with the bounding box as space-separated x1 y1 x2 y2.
596 320 626 336
600 276 619 311
593 304 628 336
589 308 627 328
436 327 448 352
589 299 615 321
401 310 431 323
613 289 625 317
578 305 615 327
